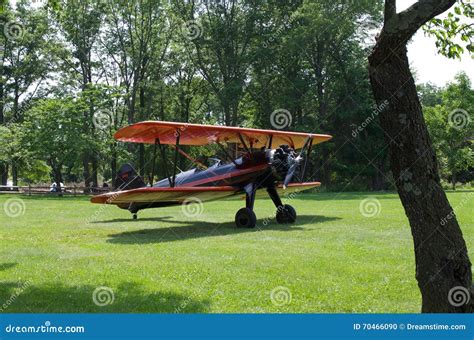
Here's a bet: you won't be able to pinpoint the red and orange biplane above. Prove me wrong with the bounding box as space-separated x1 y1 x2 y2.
91 121 332 228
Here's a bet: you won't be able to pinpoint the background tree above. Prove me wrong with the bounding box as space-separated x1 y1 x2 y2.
20 98 86 192
425 72 474 190
1 1 53 187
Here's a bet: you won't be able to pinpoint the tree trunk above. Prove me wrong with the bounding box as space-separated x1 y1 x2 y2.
0 163 8 186
111 143 117 189
368 0 472 312
54 170 63 197
12 159 18 190
91 156 98 188
451 170 456 191
82 155 90 192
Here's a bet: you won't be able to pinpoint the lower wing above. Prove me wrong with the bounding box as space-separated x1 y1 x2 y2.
90 182 321 205
90 186 239 205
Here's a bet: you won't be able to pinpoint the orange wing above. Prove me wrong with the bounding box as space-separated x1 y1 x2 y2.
114 121 332 150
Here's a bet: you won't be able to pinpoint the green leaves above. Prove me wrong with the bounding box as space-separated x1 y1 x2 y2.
423 0 473 59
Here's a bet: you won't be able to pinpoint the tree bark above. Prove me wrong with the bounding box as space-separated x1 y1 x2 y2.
451 170 456 191
91 156 98 188
82 156 90 192
368 0 472 312
11 159 18 190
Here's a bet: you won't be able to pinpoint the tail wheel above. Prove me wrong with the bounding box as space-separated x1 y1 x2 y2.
235 208 257 228
276 204 297 224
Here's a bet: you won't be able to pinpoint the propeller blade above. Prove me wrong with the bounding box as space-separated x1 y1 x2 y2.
283 159 300 189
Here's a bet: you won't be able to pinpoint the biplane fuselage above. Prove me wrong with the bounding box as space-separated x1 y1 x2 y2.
91 121 332 228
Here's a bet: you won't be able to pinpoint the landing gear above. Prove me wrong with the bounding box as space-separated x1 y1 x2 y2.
267 186 297 224
128 203 139 220
235 208 257 228
276 204 296 224
234 183 257 228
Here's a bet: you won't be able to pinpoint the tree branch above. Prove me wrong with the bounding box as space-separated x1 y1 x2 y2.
384 0 397 24
383 0 456 42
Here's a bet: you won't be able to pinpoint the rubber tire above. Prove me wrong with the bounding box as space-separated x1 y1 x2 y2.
276 204 297 224
235 208 257 228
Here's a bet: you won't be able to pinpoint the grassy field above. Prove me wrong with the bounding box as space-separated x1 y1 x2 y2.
0 191 472 313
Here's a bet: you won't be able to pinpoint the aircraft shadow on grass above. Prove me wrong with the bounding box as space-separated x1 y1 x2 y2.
0 263 17 271
0 281 210 313
105 215 340 244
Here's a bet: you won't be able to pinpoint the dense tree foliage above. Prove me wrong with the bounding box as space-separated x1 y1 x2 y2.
423 72 474 189
0 0 471 192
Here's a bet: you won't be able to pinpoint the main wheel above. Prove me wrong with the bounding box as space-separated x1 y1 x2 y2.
276 204 297 224
235 208 257 228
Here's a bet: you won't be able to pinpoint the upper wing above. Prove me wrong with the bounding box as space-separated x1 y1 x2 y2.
91 186 240 205
114 121 332 150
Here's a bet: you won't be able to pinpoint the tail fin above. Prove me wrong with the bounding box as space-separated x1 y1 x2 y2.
115 164 146 190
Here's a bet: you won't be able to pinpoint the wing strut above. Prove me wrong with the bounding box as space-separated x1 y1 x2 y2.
157 138 172 187
150 138 158 185
171 129 181 187
238 133 250 153
300 138 313 182
169 144 207 169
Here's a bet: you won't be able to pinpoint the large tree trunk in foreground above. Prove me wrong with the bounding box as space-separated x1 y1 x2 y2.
369 0 472 312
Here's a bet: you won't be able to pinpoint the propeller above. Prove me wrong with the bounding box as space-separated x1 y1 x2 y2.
282 136 312 189
283 155 302 189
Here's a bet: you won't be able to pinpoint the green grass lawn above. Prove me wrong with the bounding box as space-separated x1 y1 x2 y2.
0 191 472 313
